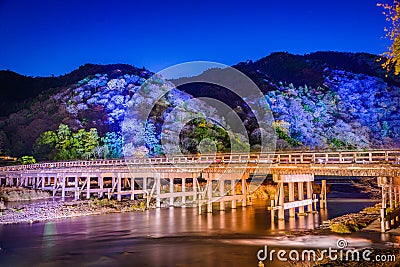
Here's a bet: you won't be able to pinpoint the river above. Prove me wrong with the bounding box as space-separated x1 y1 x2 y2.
0 183 394 267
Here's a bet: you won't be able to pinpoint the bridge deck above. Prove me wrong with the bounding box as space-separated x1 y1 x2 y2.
1 150 400 223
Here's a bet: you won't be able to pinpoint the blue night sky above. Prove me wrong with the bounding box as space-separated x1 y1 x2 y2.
0 0 393 77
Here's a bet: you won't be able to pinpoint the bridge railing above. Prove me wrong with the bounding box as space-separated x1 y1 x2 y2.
1 150 400 172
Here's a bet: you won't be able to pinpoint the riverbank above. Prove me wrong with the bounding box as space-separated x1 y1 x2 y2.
0 198 151 224
0 186 51 202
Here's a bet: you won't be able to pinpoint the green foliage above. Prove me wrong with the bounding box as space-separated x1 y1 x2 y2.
33 124 99 161
330 138 346 148
382 121 390 137
302 104 313 112
273 123 300 147
178 118 235 154
378 1 400 74
19 155 36 164
231 134 250 152
193 118 230 153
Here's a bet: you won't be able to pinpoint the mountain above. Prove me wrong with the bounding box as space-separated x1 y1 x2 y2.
0 51 399 158
0 64 146 116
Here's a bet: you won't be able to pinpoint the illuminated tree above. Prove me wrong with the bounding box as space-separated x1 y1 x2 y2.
378 1 400 74
101 132 123 158
19 155 36 164
34 124 99 160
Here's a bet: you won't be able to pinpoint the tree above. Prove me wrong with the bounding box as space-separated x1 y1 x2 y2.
378 1 400 74
33 130 58 160
34 124 100 161
145 122 162 156
101 132 123 158
19 155 36 165
69 128 99 159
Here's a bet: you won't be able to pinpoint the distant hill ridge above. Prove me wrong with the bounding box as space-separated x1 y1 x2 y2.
0 63 148 116
0 51 399 157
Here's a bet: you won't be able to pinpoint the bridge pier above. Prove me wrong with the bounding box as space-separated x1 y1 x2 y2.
74 176 79 200
182 178 186 206
207 180 213 213
86 177 91 200
278 181 285 220
378 176 400 232
117 173 122 201
231 180 237 209
288 182 295 217
219 180 225 211
192 173 198 202
131 177 136 200
320 180 327 209
298 182 305 215
61 175 66 200
271 174 317 221
169 177 174 206
307 181 313 212
241 174 247 207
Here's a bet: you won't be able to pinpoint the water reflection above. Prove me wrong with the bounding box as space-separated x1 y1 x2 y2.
0 198 391 267
42 222 56 261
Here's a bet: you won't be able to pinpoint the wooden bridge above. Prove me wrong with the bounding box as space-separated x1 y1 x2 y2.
1 150 400 231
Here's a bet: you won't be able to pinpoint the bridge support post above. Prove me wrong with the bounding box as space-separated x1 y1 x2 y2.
278 182 285 220
74 176 79 200
231 179 237 209
307 181 313 212
41 175 45 190
192 173 198 202
380 177 388 232
86 177 91 200
298 182 305 215
35 174 39 189
52 176 56 196
131 177 135 200
207 180 213 213
156 175 161 208
389 177 394 210
61 175 66 200
143 176 147 195
117 173 122 201
320 180 327 209
219 180 225 211
242 174 247 207
270 199 275 221
288 182 295 217
169 177 174 206
182 178 186 206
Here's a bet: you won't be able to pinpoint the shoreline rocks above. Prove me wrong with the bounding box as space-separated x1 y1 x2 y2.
0 187 51 202
0 198 151 225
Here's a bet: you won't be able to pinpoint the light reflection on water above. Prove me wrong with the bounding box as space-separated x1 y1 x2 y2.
0 185 392 267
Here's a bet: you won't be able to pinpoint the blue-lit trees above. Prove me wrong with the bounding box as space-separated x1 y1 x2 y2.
101 132 123 158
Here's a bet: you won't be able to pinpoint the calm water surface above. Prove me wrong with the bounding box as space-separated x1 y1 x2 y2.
0 184 393 267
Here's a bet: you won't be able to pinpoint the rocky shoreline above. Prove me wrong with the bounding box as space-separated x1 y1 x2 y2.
0 198 151 224
0 186 51 202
